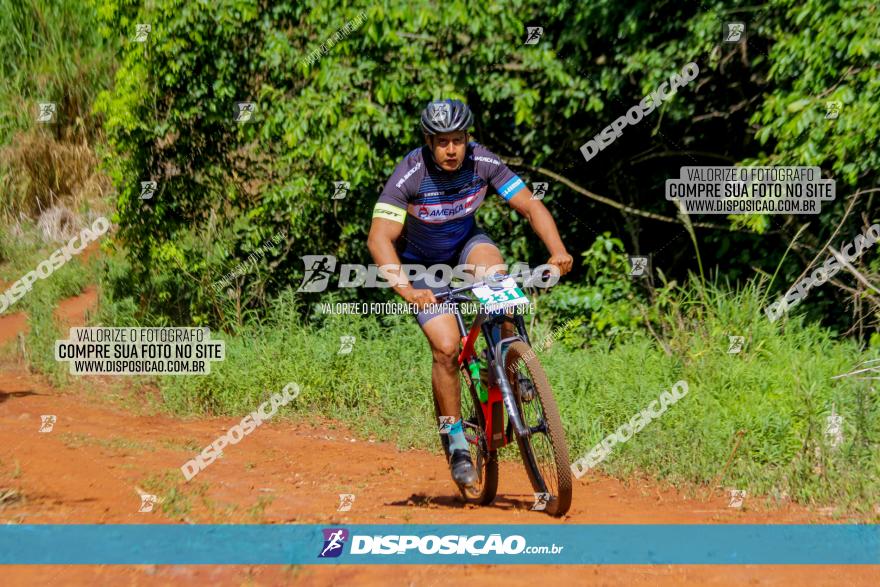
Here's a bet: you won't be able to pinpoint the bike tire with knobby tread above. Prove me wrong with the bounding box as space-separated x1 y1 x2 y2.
504 340 572 516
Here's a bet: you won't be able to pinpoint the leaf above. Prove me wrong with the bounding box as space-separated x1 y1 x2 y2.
786 99 811 113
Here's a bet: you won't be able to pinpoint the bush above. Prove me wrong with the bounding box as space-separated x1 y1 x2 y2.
539 233 644 344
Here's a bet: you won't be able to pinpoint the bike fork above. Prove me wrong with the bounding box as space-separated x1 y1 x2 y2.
492 337 531 440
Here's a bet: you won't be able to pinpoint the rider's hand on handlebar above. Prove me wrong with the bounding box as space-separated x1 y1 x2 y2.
400 286 437 310
547 252 573 276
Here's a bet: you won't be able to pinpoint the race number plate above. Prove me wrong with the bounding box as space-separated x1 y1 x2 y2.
473 277 530 313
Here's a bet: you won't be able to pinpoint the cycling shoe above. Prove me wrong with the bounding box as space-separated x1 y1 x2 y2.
450 449 477 486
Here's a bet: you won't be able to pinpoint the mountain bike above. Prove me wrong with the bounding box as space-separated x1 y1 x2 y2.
432 272 572 516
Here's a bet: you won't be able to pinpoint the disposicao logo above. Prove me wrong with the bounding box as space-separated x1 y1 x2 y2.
319 528 349 558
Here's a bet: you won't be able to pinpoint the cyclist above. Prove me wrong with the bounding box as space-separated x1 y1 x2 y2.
367 99 572 486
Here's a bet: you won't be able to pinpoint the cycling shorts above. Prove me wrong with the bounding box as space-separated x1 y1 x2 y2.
400 227 498 328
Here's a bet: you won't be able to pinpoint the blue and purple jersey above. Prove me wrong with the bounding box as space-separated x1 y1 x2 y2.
372 142 526 262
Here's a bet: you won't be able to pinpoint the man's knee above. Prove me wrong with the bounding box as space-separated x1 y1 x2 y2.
431 337 459 365
423 314 459 366
466 245 506 280
428 323 459 365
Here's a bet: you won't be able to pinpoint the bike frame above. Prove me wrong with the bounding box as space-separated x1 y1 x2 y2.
436 275 536 451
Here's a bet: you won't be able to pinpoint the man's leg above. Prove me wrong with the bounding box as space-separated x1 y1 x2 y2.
465 243 506 282
465 243 515 339
419 308 477 486
421 313 461 421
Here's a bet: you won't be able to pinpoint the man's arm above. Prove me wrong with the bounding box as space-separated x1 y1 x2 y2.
367 218 436 306
369 149 435 305
506 189 573 275
471 143 573 276
367 217 409 297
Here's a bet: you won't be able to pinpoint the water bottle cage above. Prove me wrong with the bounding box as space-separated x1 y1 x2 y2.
479 365 491 388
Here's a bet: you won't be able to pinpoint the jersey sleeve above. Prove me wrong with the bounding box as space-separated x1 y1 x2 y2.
472 143 526 201
373 152 423 224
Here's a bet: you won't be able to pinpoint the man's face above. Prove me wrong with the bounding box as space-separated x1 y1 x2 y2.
427 131 467 171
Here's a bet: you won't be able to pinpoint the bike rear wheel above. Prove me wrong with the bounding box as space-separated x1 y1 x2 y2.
433 370 498 505
504 340 572 516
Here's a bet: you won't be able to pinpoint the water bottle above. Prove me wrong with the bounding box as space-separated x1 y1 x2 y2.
468 358 489 403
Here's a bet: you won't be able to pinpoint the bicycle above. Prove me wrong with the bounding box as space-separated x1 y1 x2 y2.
431 271 572 516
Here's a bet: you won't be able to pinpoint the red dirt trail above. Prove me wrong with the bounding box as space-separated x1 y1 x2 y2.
0 287 877 586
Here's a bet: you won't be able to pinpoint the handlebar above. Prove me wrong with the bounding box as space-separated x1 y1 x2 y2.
433 268 557 302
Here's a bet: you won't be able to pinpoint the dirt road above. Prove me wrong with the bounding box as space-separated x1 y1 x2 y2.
0 290 877 585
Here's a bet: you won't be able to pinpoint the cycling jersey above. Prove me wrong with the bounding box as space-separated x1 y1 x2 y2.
373 142 526 263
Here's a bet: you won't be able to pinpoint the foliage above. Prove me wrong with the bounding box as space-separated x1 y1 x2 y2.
2 0 878 513
87 0 880 334
540 233 644 342
0 0 114 144
0 0 116 219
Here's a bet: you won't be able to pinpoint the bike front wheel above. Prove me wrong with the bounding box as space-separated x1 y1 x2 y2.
504 340 572 516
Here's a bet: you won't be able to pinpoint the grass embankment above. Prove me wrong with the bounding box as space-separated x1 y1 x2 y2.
0 0 114 379
150 284 879 514
0 222 96 386
0 223 92 307
2 229 877 513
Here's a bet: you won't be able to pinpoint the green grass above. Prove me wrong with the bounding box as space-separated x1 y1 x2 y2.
58 432 152 453
0 220 93 311
140 470 211 521
158 438 203 452
246 495 275 522
159 293 436 450
0 0 114 145
140 470 279 523
9 240 877 514
18 259 93 386
0 217 100 384
153 281 879 514
0 0 117 228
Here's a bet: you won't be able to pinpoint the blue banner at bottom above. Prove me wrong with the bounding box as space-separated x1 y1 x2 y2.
1 524 877 564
